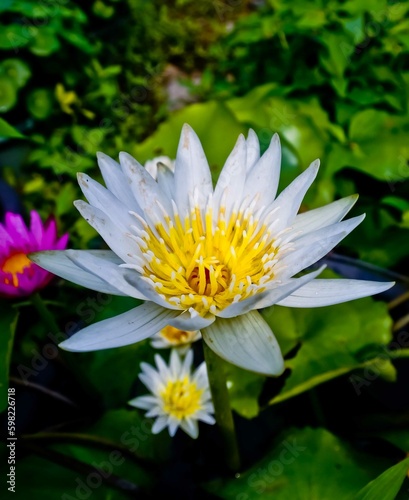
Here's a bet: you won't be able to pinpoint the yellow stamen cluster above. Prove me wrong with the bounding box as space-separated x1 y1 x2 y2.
161 377 203 419
131 202 278 315
160 325 194 344
2 252 33 287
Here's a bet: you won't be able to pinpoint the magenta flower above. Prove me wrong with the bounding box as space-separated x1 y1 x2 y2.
0 211 68 298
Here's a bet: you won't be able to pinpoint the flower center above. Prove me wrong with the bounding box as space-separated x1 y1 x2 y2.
160 377 203 419
160 325 191 344
129 200 278 316
1 252 33 287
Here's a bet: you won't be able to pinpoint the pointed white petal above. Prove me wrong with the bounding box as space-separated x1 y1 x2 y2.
243 133 281 206
156 162 175 199
29 250 127 295
217 266 325 318
202 311 284 376
123 273 182 310
173 124 213 214
151 416 168 434
291 195 359 237
277 279 395 308
128 395 158 410
119 152 172 215
197 413 215 425
167 311 215 330
280 215 365 278
66 250 147 300
77 173 137 228
96 152 138 211
180 418 199 439
168 417 180 437
270 159 320 231
59 302 178 352
74 200 139 264
213 134 247 218
246 129 260 172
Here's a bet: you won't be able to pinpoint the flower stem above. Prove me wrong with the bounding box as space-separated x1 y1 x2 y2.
203 341 240 472
30 292 61 335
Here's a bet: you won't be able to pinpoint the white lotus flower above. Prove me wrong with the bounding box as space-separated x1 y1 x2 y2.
128 349 215 439
31 124 394 376
151 325 201 353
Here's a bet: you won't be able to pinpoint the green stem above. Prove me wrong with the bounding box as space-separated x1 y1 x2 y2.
30 292 61 335
203 341 240 472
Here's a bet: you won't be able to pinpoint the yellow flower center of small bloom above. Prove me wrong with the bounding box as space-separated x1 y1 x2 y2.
160 325 193 344
2 252 32 287
134 201 278 316
161 376 203 419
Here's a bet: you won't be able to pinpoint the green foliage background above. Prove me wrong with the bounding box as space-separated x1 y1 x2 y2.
1 0 409 498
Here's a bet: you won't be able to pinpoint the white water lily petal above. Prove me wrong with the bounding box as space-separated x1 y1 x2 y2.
243 133 281 206
29 250 127 295
271 159 320 231
180 419 199 439
74 200 139 264
246 129 260 172
213 134 247 218
119 152 173 215
202 310 284 376
217 266 325 318
151 416 169 434
66 250 147 300
59 302 178 352
167 311 215 330
77 173 137 229
280 215 365 278
173 124 213 214
291 195 358 237
156 162 175 199
278 279 395 308
97 152 138 211
128 395 157 410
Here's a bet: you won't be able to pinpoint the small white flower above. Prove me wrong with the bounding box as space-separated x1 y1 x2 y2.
128 349 215 439
151 325 201 354
32 124 395 376
144 156 175 180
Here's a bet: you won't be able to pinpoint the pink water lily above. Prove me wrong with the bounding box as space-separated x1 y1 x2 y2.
0 211 68 298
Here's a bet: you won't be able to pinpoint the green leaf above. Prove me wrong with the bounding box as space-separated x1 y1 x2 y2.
0 304 19 411
353 457 409 500
262 293 393 405
0 74 17 113
27 88 54 120
205 427 395 499
0 117 25 139
349 110 386 142
0 58 31 88
225 363 265 419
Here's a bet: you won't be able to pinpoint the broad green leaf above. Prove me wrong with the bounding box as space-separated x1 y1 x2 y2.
132 101 246 181
349 110 386 142
0 117 24 139
262 295 393 405
353 457 409 500
205 427 395 499
0 58 31 88
225 363 265 419
0 304 19 411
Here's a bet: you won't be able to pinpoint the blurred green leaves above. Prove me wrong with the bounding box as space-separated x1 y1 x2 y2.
206 427 400 499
